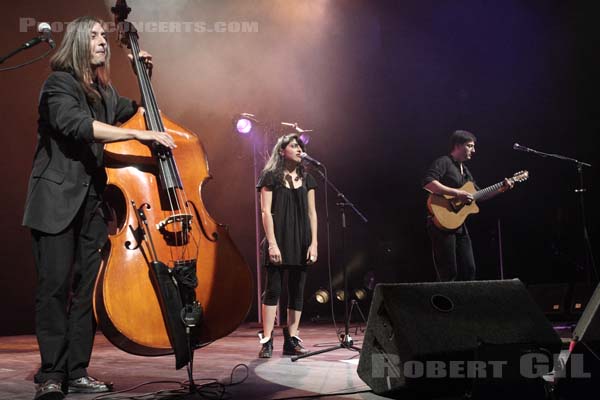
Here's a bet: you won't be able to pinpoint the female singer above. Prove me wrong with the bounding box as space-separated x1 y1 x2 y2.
256 134 318 358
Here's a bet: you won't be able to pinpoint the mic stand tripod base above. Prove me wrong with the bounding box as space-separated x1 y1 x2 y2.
291 334 361 362
347 299 367 335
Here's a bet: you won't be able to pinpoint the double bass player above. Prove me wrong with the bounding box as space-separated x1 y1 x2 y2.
22 16 174 400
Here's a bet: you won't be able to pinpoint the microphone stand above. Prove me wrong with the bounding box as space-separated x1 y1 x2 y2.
0 46 28 65
517 145 597 283
0 38 54 71
292 165 368 361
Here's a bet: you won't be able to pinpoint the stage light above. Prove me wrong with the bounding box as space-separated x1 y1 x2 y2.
299 133 311 145
335 289 345 302
353 288 367 301
314 288 330 304
236 118 252 134
233 113 257 135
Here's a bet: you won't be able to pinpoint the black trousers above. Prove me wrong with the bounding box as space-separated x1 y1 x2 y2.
262 265 307 311
31 193 107 383
427 219 476 282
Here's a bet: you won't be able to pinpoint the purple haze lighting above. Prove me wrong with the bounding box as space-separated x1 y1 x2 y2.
236 118 253 134
299 133 310 145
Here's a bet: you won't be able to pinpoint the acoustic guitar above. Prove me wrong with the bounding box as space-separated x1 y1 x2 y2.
427 170 529 230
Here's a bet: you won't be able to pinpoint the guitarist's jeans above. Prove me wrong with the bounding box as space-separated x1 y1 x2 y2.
427 219 476 281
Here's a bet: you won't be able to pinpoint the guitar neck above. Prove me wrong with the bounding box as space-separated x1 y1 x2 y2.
473 181 505 202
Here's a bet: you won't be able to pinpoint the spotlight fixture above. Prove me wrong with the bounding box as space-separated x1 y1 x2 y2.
314 288 330 304
353 288 367 301
299 133 311 145
233 113 258 135
335 289 345 302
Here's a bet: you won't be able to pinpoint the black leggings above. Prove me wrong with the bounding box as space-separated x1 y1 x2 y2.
262 266 307 311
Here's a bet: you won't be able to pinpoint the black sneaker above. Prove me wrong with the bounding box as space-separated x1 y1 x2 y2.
67 376 113 393
282 326 308 356
258 330 273 358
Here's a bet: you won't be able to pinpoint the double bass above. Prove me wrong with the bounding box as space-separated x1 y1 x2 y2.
93 0 253 357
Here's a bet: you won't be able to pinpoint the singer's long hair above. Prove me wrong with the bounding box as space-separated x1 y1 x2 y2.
50 16 110 103
262 134 307 184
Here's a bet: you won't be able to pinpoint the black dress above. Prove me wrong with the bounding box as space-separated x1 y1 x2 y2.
256 170 317 267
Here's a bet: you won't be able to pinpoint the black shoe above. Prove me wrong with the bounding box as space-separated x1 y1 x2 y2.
67 376 113 394
34 379 65 400
258 331 273 358
282 326 308 356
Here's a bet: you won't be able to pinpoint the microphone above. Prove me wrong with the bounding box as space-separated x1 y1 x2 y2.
39 23 55 48
513 143 531 153
23 22 55 49
300 152 323 166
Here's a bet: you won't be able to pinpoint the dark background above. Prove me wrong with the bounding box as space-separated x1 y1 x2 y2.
0 0 596 335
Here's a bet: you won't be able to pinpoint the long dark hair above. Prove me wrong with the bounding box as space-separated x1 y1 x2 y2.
50 16 110 102
262 134 307 184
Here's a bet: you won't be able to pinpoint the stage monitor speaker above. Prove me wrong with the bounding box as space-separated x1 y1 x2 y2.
556 282 600 399
357 279 562 399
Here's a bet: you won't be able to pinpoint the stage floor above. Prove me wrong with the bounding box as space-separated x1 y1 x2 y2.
0 323 385 400
0 322 575 400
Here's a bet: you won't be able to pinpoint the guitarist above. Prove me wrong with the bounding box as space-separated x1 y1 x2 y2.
422 130 512 281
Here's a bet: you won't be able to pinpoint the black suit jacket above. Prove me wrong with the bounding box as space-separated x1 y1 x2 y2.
23 71 137 234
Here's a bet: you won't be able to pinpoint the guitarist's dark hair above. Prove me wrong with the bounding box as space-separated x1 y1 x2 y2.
450 130 476 151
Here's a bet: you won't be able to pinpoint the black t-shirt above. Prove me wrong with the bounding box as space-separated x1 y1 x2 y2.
422 155 477 190
422 155 479 230
256 170 317 267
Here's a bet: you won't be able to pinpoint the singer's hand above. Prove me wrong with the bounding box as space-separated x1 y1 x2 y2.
268 244 282 265
306 243 318 265
454 190 474 204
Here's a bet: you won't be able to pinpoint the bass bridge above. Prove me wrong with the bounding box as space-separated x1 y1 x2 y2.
157 213 193 245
